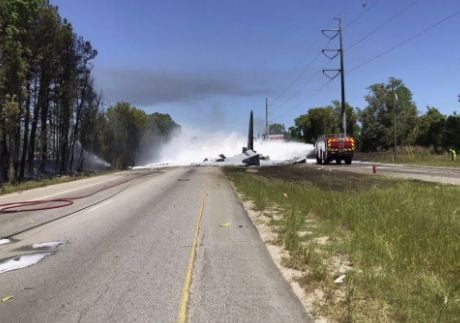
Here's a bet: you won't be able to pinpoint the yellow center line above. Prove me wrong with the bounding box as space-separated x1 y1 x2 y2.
177 172 208 323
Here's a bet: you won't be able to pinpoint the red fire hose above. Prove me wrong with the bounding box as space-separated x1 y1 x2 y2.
0 172 152 213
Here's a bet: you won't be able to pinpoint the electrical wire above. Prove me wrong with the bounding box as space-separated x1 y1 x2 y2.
270 3 376 117
270 45 339 117
270 1 371 107
272 6 459 125
273 70 323 108
344 0 380 30
271 38 332 105
349 8 460 73
269 0 384 121
270 2 454 127
346 0 419 51
272 78 335 120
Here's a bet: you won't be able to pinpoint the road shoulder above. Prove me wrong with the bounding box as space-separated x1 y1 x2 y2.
189 167 310 322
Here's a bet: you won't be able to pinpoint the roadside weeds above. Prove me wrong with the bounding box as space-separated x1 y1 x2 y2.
226 167 460 322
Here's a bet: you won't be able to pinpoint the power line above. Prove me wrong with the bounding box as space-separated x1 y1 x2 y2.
346 0 419 51
274 1 418 121
273 45 344 107
272 78 335 120
270 2 374 107
272 44 339 109
349 8 460 73
271 54 342 115
270 3 378 119
272 7 460 125
272 69 323 108
269 1 385 124
344 0 380 30
271 38 332 105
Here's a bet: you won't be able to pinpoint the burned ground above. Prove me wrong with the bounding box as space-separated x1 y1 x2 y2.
228 164 397 192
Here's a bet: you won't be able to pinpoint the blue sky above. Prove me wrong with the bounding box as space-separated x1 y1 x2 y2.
52 0 460 134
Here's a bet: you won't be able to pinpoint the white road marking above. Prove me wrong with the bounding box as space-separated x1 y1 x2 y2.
86 200 112 213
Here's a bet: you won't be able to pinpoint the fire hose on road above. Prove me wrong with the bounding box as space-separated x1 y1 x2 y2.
0 171 157 214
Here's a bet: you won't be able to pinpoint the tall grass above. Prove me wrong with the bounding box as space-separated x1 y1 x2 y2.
228 169 460 322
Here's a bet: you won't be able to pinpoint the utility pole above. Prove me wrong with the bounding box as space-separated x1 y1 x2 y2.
393 85 398 161
265 97 269 140
322 17 347 135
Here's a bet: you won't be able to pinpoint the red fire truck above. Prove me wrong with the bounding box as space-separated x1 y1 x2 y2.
314 134 356 165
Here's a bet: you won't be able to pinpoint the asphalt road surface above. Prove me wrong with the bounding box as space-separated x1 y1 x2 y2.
307 161 460 185
0 167 310 323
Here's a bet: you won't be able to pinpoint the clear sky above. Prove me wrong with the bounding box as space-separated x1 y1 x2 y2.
51 0 460 134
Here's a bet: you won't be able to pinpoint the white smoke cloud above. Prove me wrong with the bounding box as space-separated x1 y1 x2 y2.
138 127 313 166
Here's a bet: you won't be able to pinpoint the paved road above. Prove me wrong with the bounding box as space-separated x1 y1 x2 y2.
307 160 460 185
0 167 309 322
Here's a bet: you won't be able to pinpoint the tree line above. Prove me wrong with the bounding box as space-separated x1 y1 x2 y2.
289 77 460 152
0 1 179 184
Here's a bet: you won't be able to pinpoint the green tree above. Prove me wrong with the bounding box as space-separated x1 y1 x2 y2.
415 107 445 150
443 113 460 151
1 95 20 183
331 100 360 139
269 123 285 135
359 78 418 152
106 102 148 168
138 112 180 164
147 113 180 137
0 0 42 182
290 101 358 143
291 107 338 143
0 1 180 182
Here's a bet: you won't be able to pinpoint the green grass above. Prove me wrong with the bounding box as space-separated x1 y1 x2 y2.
355 149 460 168
227 168 460 322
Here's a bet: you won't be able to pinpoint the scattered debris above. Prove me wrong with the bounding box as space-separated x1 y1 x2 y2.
0 241 65 274
334 274 346 284
0 253 52 274
1 295 13 303
0 239 11 246
32 241 64 250
283 193 288 198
